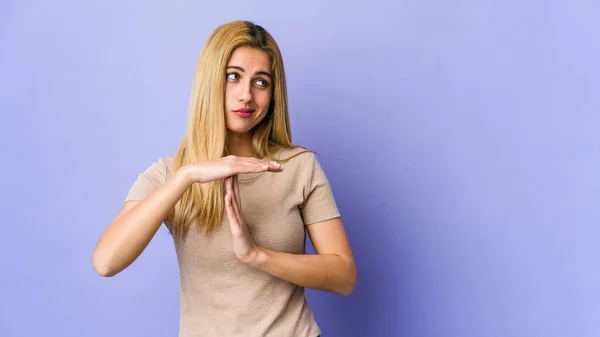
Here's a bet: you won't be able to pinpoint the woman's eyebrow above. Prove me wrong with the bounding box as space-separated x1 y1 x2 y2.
227 66 272 80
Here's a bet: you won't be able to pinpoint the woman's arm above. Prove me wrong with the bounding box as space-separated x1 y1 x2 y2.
92 170 192 277
248 218 357 296
93 157 282 277
225 176 356 295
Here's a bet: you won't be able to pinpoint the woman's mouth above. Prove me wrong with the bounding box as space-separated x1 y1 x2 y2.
233 108 255 118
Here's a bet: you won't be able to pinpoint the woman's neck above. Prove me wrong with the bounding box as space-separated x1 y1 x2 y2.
226 131 256 158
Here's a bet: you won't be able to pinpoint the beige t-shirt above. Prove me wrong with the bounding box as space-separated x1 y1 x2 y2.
125 147 340 337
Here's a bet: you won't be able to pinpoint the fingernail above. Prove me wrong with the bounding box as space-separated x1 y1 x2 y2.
270 161 281 167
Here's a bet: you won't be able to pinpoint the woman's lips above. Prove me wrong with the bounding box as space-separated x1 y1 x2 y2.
233 108 255 118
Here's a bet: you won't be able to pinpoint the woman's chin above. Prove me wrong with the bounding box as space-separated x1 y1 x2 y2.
226 123 254 135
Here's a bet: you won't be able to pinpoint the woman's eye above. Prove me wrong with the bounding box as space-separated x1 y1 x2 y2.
226 73 239 80
255 79 267 88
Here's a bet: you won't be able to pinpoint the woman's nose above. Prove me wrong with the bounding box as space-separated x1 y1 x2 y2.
238 82 252 103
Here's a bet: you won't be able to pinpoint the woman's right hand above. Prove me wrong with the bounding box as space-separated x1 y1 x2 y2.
181 155 283 184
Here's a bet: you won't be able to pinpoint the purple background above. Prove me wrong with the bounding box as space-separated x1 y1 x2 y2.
1 1 599 336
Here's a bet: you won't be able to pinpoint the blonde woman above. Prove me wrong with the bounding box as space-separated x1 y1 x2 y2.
93 20 356 337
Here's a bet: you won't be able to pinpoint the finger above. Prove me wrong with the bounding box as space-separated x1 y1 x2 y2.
224 193 231 217
234 180 243 219
262 160 282 170
233 175 241 208
235 157 280 168
226 176 232 194
235 163 268 174
225 193 236 220
225 193 231 214
230 178 242 219
267 160 283 171
225 194 238 227
237 161 283 174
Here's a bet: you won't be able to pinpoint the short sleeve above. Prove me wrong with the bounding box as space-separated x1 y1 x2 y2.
125 158 169 202
300 154 341 225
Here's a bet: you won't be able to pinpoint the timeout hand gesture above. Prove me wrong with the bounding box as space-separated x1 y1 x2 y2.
184 155 283 185
225 175 258 263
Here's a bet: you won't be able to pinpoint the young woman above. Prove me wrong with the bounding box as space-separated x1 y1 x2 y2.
93 20 356 337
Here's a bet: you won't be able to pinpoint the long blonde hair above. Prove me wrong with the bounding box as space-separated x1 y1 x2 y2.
168 21 304 240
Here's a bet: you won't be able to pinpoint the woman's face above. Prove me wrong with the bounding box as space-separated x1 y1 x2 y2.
224 46 273 135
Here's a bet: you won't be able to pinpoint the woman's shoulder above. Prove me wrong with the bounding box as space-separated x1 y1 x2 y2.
137 156 176 181
272 146 318 167
162 156 176 170
125 156 176 202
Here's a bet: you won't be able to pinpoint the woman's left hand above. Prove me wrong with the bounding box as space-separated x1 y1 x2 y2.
225 175 258 263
